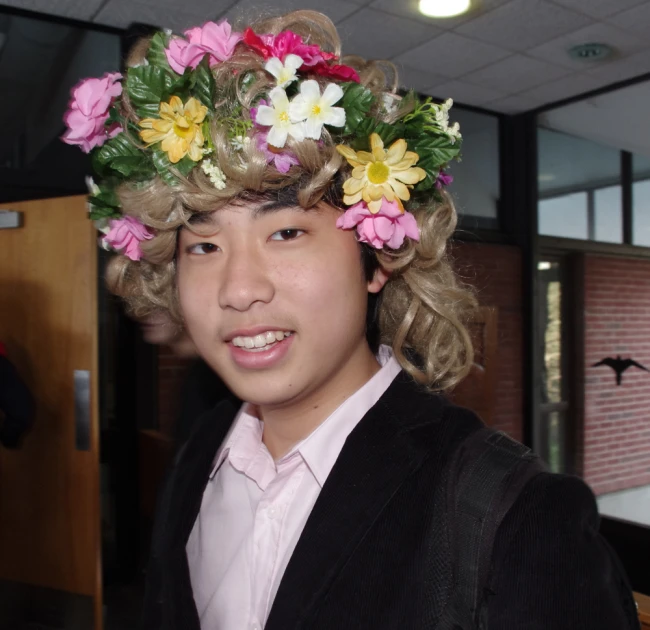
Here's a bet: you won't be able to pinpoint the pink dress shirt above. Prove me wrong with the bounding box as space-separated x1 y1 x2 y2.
186 345 402 630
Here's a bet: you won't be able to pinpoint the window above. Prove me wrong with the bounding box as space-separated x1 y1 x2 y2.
537 128 622 243
633 154 650 247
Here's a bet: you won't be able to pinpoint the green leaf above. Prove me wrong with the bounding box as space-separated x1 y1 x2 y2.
93 133 155 179
146 32 173 72
190 59 216 111
126 66 174 118
341 82 375 135
412 135 461 191
348 118 405 151
151 149 197 186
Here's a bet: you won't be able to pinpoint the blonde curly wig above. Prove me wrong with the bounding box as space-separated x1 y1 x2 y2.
106 10 476 391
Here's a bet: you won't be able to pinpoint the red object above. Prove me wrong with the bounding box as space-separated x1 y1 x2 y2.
311 62 360 83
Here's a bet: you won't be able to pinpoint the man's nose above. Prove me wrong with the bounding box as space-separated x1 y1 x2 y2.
217 249 275 312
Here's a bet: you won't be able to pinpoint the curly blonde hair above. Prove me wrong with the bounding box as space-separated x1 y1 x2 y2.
106 10 476 391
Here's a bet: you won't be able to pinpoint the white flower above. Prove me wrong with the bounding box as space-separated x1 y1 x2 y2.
255 87 305 148
289 80 345 140
447 121 461 144
265 54 303 88
201 159 227 190
231 135 251 151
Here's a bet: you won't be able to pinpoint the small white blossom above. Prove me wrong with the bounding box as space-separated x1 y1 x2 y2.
255 87 305 148
231 135 251 151
288 80 345 141
265 54 303 88
201 159 227 190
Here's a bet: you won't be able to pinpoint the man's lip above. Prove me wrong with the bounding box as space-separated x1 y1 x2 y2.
224 326 294 342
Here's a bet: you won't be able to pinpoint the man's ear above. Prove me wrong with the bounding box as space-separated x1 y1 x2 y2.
368 266 390 294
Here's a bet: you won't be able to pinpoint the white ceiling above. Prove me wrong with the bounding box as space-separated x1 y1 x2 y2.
1 0 650 113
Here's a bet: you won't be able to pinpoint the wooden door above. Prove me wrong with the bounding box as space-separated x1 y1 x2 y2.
0 196 102 628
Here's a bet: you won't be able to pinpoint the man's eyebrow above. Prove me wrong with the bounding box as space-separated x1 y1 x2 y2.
252 200 306 218
187 212 217 226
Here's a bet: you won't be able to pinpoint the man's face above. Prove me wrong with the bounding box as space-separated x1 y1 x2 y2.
176 200 383 411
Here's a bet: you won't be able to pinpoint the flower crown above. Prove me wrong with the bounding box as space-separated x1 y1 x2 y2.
62 19 461 260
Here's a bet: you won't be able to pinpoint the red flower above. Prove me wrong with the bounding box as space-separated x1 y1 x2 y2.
311 62 360 83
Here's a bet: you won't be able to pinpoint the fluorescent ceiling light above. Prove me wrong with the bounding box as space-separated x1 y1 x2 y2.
419 0 471 18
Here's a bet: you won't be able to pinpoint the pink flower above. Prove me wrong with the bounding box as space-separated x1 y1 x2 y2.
255 130 299 173
165 20 242 74
61 72 122 153
336 198 420 250
243 27 336 67
102 215 154 261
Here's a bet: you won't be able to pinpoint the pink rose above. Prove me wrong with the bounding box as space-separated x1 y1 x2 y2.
102 215 154 261
61 72 122 153
243 28 335 67
165 20 242 74
336 198 420 250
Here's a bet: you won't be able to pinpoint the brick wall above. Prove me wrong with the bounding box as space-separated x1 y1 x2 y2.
452 242 524 441
584 256 650 496
155 242 525 442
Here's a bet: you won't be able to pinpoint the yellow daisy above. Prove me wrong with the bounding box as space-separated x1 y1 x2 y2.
336 133 426 214
139 96 208 164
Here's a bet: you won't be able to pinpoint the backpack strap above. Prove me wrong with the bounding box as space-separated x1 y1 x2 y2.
440 427 547 630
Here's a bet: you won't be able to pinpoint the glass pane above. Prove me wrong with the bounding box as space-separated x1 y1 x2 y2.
539 261 562 404
446 109 499 221
539 192 588 239
547 410 563 474
594 185 622 243
537 128 621 243
633 154 650 246
0 12 121 202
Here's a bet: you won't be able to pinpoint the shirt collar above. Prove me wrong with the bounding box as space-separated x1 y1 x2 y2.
295 345 402 487
209 345 402 486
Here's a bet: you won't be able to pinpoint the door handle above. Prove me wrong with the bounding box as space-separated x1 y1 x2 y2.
74 370 91 451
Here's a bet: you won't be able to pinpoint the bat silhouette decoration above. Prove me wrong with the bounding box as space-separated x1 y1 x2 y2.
592 356 649 386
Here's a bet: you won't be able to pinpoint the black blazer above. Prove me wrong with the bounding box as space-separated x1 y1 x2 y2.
142 372 639 630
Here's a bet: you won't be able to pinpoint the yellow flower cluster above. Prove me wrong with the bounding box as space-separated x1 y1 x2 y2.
139 96 208 164
336 133 426 214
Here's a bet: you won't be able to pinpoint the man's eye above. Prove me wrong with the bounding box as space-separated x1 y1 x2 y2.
187 242 219 255
270 229 305 241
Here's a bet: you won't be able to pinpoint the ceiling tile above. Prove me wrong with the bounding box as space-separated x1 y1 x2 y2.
394 63 446 92
337 8 441 60
93 0 208 30
518 72 603 104
426 80 506 107
608 2 650 36
221 0 362 26
584 48 650 83
527 22 648 70
463 54 572 94
368 0 511 29
551 0 646 19
485 93 540 113
0 0 105 21
143 0 240 14
456 0 594 52
393 31 509 78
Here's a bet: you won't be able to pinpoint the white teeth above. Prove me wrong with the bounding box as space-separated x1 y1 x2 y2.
232 330 293 350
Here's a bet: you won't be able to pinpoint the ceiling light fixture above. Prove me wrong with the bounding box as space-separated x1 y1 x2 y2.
568 43 613 62
419 0 472 19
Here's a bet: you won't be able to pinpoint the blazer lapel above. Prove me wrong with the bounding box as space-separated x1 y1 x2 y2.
265 373 444 630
